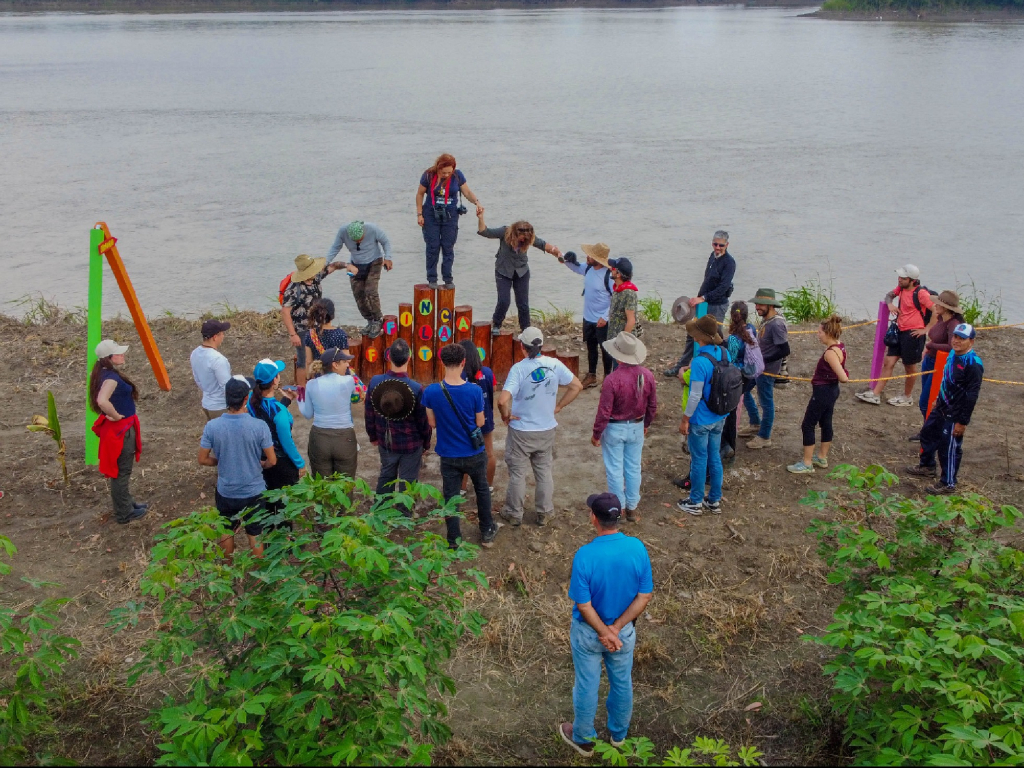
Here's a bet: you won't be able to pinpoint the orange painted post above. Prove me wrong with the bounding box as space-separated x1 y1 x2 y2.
454 305 473 342
383 314 399 349
413 284 436 385
492 330 513 385
925 350 948 418
398 302 414 349
542 345 557 360
348 338 363 378
95 223 170 391
363 332 385 380
513 338 525 365
434 288 456 378
473 321 493 370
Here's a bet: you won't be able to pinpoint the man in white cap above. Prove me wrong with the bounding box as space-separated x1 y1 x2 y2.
857 264 935 407
497 327 584 527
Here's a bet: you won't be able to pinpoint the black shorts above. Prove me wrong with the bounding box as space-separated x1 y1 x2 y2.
886 329 926 366
215 490 265 537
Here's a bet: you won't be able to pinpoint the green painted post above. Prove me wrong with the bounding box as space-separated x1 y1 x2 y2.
85 226 104 465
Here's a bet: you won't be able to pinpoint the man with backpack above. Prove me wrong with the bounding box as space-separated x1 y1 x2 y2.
560 244 614 389
676 315 741 517
280 254 344 386
856 264 936 407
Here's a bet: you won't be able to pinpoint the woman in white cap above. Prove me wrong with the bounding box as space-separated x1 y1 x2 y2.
298 347 366 480
88 340 147 524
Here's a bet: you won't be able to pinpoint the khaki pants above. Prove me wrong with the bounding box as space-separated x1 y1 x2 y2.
202 408 227 421
350 259 383 322
308 425 358 480
502 426 556 524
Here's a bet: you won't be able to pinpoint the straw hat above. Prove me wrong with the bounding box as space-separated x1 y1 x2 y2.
291 253 327 283
580 243 611 269
602 332 647 365
933 290 962 315
371 378 416 421
685 315 723 345
671 296 695 324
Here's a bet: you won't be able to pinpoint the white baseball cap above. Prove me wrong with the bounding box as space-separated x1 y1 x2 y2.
895 264 921 280
517 327 544 346
95 339 128 358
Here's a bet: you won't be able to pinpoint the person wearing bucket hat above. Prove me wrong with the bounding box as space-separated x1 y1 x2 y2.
89 340 147 524
190 319 233 420
606 258 643 348
738 288 789 450
297 346 363 480
560 244 614 388
664 231 736 377
592 333 658 521
365 339 432 514
324 219 393 338
910 290 965 436
281 253 345 386
416 153 483 289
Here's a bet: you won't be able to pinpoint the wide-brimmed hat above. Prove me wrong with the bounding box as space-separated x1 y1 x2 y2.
602 332 647 365
371 378 416 421
749 288 782 307
95 339 128 358
934 290 962 314
291 253 326 283
671 295 695 324
685 315 723 345
580 243 611 268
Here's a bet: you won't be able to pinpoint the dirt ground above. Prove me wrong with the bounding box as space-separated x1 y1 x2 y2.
2 309 1023 765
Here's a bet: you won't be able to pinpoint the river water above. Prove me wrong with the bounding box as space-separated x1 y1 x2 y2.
1 7 1022 324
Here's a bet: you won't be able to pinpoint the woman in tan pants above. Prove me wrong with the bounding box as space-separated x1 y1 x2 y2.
297 347 365 479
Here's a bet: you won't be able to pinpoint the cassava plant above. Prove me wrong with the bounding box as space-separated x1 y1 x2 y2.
805 464 1024 765
109 474 487 766
593 736 762 766
26 391 68 486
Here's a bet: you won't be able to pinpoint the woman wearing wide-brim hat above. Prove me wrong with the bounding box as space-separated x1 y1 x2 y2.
911 290 965 438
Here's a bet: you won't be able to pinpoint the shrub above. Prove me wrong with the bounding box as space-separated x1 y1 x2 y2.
593 736 763 766
639 293 665 324
26 391 69 486
805 464 1024 765
0 535 80 764
781 275 839 323
957 280 1005 328
110 475 487 766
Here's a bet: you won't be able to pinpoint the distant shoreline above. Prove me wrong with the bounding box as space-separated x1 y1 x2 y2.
804 6 1024 22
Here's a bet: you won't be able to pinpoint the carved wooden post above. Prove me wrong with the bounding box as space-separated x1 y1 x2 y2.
556 353 580 377
413 284 436 385
363 332 385 380
434 288 456 379
382 314 398 361
398 302 413 349
454 305 473 342
513 337 525 365
472 321 492 371
492 330 513 386
348 337 363 379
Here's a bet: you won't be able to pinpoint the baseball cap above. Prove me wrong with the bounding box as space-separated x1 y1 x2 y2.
586 492 622 523
321 347 355 369
253 358 286 385
224 377 251 408
518 327 544 347
953 322 976 340
95 339 128 358
608 257 634 279
201 319 231 338
895 264 921 280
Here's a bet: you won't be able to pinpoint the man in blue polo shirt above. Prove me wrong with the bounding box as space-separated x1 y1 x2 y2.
559 492 653 757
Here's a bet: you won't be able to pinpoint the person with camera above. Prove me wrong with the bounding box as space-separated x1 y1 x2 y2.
416 153 482 290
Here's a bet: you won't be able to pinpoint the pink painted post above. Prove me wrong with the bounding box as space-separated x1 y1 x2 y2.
869 301 889 386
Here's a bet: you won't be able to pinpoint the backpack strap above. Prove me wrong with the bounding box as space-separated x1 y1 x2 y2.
911 287 928 320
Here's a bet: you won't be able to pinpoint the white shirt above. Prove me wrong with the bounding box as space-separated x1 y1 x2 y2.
298 373 356 429
190 345 232 411
502 355 574 432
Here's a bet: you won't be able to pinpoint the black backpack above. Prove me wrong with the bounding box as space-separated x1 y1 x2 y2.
581 264 613 297
911 286 934 325
698 348 743 416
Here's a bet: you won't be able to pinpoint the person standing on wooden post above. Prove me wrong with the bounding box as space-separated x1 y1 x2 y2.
324 220 393 338
559 244 614 389
416 153 483 290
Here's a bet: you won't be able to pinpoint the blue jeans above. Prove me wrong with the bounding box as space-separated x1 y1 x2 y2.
743 374 775 439
602 421 644 510
571 620 637 745
422 212 459 284
688 420 724 504
919 354 936 417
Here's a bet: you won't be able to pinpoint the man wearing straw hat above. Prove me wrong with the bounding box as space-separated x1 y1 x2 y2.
281 253 344 386
740 288 790 450
560 244 615 389
592 332 658 522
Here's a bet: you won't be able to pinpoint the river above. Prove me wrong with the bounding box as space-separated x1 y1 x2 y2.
1 7 1022 324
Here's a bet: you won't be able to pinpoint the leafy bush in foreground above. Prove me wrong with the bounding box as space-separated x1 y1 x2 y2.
594 736 762 766
110 475 486 766
806 464 1024 766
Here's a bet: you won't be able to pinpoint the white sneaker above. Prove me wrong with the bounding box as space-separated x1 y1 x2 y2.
856 391 881 405
888 395 913 407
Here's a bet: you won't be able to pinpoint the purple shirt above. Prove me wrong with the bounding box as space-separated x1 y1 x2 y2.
592 363 657 441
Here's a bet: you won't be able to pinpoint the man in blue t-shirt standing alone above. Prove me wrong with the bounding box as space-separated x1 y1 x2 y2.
559 492 653 757
422 343 499 549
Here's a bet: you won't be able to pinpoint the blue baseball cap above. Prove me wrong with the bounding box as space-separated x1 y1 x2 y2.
586 492 622 522
253 358 287 384
953 323 976 340
608 257 633 279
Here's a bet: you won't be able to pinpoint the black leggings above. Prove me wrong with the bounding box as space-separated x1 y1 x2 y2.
801 383 840 447
493 269 531 331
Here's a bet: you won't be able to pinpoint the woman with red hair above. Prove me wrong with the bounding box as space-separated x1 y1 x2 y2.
415 153 483 289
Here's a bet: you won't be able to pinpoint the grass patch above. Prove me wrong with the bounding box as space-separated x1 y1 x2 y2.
7 294 87 326
639 292 665 324
781 276 839 324
957 279 1005 327
530 302 576 336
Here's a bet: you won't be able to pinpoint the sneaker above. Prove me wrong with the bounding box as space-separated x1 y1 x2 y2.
737 424 760 438
905 464 938 478
366 320 383 338
888 395 913 407
625 508 639 523
925 483 956 495
908 431 922 442
787 461 814 474
610 736 627 748
720 445 736 461
703 499 721 514
672 476 692 491
664 364 682 378
443 281 455 290
536 512 550 527
677 499 704 516
427 282 439 290
480 524 500 548
746 436 772 450
498 510 521 527
491 325 501 337
580 373 598 390
559 722 594 757
856 390 881 405
811 454 829 469
132 501 149 511
117 506 148 525
358 322 372 335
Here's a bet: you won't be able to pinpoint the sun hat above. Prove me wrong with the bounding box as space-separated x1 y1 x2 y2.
586 492 622 523
671 295 695 324
685 315 723 345
291 253 327 283
933 290 962 315
602 332 648 365
518 327 544 347
371 378 416 421
95 339 128 358
953 322 976 340
253 358 287 385
347 221 365 241
608 257 633 280
321 346 354 370
895 264 921 280
580 243 611 269
201 319 231 339
225 377 251 408
749 288 783 307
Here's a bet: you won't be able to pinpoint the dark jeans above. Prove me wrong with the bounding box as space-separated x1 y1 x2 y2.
350 258 384 322
675 301 729 368
423 213 458 284
493 269 531 331
376 445 423 516
582 320 612 376
801 383 840 446
263 454 300 529
440 452 495 546
109 425 137 522
919 409 963 489
919 354 936 416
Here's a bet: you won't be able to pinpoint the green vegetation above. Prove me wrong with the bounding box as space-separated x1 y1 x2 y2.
109 475 486 766
805 464 1024 765
958 279 1005 328
530 302 576 335
639 293 665 324
7 294 86 326
593 736 763 766
821 0 1022 11
0 535 81 765
26 391 69 486
781 275 839 324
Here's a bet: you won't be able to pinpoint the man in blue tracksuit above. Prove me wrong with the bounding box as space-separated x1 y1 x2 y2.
905 323 983 494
